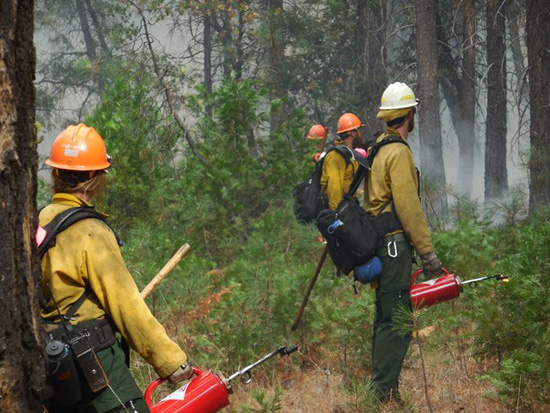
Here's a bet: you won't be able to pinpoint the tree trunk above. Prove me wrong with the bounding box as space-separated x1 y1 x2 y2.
0 0 45 411
354 0 387 136
267 0 285 133
204 13 213 95
204 12 213 117
84 0 110 56
436 4 476 198
457 0 476 197
507 2 527 101
416 0 448 217
526 0 550 212
75 0 97 61
485 0 508 204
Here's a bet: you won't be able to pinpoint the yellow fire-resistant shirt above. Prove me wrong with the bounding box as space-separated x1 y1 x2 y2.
364 128 434 255
320 148 358 210
39 193 187 378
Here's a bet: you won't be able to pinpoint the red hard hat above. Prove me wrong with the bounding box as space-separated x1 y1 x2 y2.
337 113 365 134
46 124 110 171
306 124 328 140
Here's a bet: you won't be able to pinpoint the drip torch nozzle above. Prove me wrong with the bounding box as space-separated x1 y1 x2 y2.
228 344 299 384
462 273 509 288
281 344 298 357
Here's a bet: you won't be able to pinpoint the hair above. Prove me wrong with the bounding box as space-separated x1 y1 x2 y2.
338 129 355 140
387 108 415 128
51 169 106 197
387 115 407 128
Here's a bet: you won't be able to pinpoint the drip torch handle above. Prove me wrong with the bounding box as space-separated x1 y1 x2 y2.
411 267 450 286
144 367 203 408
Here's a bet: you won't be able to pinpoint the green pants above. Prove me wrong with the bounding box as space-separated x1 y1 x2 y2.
371 239 412 400
46 340 150 413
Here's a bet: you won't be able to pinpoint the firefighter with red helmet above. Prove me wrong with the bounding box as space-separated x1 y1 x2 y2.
365 83 442 403
40 124 193 412
320 113 364 210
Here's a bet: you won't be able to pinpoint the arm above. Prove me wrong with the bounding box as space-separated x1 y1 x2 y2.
322 152 347 210
386 147 433 255
83 223 187 378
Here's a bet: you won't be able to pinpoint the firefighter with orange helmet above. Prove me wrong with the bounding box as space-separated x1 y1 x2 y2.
365 83 442 402
320 113 364 210
40 124 193 412
306 124 328 162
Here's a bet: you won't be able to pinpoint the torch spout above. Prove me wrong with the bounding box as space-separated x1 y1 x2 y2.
462 274 509 288
227 345 298 384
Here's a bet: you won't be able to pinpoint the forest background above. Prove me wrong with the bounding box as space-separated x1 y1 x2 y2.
2 0 550 412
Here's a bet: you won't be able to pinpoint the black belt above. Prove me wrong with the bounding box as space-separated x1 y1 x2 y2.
382 232 407 243
45 318 117 352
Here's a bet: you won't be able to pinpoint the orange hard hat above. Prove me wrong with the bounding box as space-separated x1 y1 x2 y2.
46 124 110 171
306 124 328 140
337 113 365 134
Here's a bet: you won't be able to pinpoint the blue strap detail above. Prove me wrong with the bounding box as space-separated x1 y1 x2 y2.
327 219 343 235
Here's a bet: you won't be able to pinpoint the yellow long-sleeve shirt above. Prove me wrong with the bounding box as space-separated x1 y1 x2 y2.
364 129 434 255
39 193 187 378
320 148 358 210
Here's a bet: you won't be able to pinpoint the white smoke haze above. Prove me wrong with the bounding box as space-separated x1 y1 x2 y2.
34 2 531 219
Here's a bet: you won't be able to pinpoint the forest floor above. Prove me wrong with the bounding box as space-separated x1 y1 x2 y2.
224 339 503 412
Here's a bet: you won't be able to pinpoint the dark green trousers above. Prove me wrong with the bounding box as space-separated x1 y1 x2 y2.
46 340 150 413
371 239 412 400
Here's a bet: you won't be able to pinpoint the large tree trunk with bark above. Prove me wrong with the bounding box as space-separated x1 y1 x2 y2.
416 0 448 217
485 0 508 204
526 0 550 212
0 0 45 411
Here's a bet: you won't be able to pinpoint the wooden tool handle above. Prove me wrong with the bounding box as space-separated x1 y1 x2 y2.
291 246 328 331
141 243 191 299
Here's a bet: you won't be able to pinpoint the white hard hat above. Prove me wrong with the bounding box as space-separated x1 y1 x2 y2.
379 82 419 110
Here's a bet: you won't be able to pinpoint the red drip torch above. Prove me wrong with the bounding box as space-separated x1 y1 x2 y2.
145 345 298 413
411 267 508 309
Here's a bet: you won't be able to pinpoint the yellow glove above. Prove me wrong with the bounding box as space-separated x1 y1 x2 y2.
168 361 194 383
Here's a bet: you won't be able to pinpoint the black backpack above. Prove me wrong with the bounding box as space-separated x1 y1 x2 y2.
316 135 409 275
293 145 356 224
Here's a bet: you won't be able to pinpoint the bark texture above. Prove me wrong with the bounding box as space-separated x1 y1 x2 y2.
416 0 448 216
0 0 45 411
485 0 508 204
526 0 550 212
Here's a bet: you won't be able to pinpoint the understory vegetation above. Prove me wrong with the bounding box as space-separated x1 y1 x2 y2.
37 78 550 412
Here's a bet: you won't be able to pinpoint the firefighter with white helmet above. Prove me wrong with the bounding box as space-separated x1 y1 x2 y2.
365 83 442 402
320 113 364 210
40 124 193 412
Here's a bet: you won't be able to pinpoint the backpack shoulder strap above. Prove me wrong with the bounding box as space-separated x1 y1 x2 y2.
38 206 121 259
38 206 121 319
329 145 355 168
346 135 409 197
366 134 409 168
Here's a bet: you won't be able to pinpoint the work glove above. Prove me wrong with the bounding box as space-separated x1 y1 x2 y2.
420 251 443 277
168 361 194 383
